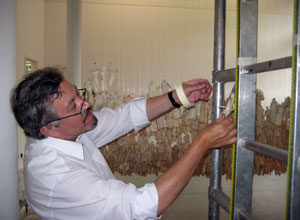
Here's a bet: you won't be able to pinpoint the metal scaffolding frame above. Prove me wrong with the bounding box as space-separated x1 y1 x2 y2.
208 0 300 219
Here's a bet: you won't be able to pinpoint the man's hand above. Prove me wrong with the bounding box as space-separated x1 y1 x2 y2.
146 78 212 121
172 79 212 106
183 78 212 102
195 114 237 150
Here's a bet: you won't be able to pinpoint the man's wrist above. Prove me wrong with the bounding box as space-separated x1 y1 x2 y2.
168 91 181 108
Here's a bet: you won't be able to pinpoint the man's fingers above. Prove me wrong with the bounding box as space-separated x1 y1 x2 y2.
186 78 210 86
225 119 236 130
183 79 212 103
215 114 226 122
227 127 238 138
222 115 234 125
225 136 238 145
183 83 206 95
215 129 237 147
185 79 212 92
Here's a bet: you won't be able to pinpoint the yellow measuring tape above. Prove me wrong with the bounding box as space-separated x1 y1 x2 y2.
285 0 298 219
229 0 240 219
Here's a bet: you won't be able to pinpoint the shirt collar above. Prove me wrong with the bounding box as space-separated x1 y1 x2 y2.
41 137 84 160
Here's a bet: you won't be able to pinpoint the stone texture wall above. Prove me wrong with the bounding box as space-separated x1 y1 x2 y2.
84 69 289 178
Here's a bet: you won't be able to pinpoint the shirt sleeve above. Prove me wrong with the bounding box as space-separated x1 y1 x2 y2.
52 170 160 220
100 180 160 220
85 97 150 147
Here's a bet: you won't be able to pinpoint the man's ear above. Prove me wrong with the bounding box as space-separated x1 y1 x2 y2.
40 124 59 138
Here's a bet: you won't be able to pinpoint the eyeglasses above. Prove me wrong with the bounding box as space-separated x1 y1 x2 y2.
45 88 87 125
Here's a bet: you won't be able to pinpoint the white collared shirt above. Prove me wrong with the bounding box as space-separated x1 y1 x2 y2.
24 98 160 220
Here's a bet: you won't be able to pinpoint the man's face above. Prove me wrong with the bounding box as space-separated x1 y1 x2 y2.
50 79 98 141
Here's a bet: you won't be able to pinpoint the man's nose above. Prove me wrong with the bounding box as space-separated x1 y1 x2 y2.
82 99 91 109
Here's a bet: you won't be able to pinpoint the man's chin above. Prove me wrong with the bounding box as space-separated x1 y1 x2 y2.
85 115 98 132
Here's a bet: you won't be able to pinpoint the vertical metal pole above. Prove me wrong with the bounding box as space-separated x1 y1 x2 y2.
209 0 225 219
231 0 258 219
286 0 300 219
67 0 82 87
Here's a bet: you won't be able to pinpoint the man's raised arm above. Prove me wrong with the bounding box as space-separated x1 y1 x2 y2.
146 79 212 121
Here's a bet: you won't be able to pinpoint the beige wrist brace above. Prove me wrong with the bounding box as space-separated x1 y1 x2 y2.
175 83 194 108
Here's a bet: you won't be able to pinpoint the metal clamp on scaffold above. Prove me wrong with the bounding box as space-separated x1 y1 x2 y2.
237 57 257 74
293 34 300 45
175 83 194 108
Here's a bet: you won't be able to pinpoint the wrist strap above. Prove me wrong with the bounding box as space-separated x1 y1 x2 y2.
175 83 194 108
168 91 180 108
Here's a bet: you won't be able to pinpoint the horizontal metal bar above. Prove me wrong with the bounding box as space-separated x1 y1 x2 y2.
212 190 230 213
214 56 291 82
242 139 288 163
237 209 251 220
214 68 236 82
243 56 292 74
212 190 252 220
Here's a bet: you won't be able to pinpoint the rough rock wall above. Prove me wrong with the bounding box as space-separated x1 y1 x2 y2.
84 69 289 178
254 90 290 176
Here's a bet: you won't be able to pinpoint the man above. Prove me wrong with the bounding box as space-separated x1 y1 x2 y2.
11 67 237 220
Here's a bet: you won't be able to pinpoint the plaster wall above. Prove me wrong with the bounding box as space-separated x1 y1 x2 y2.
43 0 293 106
44 0 67 67
17 0 45 78
79 0 293 107
17 0 45 168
